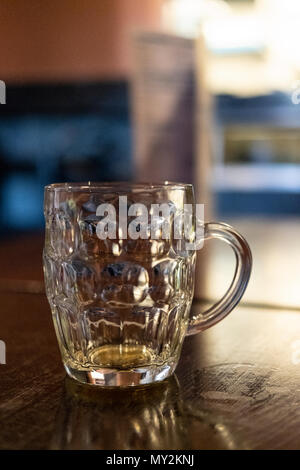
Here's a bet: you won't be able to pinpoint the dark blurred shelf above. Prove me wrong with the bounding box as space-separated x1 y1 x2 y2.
216 91 300 127
0 81 130 116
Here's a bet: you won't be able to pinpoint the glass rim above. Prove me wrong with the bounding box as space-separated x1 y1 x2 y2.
44 181 193 193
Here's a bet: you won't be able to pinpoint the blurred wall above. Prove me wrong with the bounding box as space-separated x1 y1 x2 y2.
0 0 163 83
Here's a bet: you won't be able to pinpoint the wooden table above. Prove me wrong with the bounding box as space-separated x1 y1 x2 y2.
1 220 300 450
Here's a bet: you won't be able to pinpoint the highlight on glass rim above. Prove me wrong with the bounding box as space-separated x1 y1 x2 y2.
0 0 300 453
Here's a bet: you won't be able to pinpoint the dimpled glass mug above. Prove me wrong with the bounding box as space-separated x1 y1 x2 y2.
43 182 252 387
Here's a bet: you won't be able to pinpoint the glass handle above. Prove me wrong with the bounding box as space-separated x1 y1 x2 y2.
187 222 252 336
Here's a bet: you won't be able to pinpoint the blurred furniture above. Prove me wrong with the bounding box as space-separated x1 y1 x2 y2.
213 92 300 216
131 32 195 183
131 32 211 206
0 82 131 233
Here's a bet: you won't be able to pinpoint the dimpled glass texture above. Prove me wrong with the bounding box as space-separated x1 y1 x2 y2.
43 183 196 386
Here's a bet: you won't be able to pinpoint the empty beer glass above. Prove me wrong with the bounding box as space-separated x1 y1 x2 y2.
43 182 251 386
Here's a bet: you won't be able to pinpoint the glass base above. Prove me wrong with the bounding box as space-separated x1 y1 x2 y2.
64 362 176 387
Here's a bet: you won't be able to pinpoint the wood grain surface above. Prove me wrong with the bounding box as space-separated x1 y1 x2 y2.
1 223 300 450
0 291 300 449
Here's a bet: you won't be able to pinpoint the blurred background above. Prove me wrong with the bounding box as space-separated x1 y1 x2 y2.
1 0 300 308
